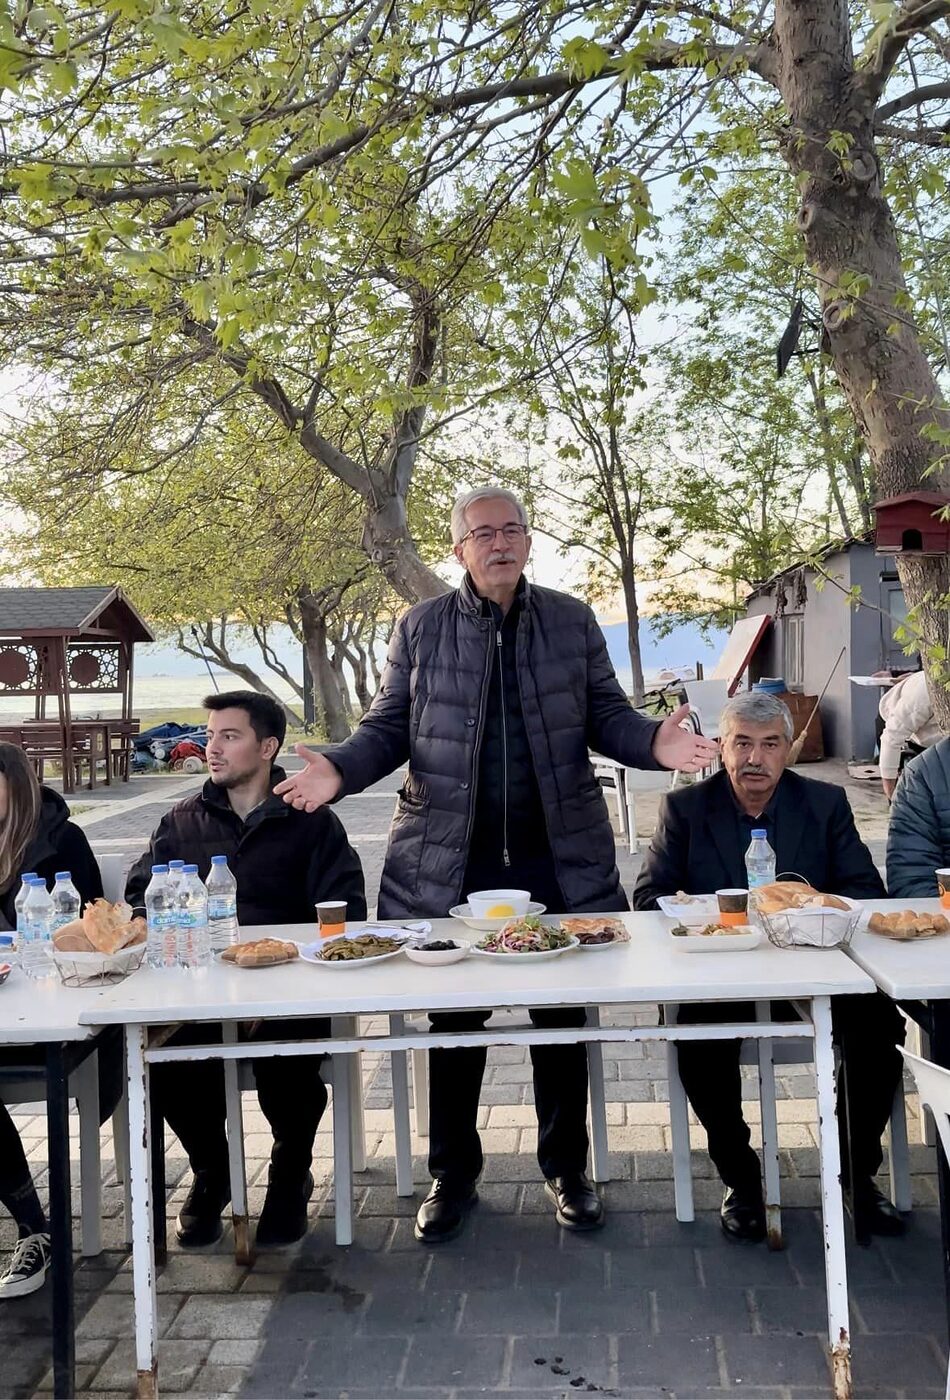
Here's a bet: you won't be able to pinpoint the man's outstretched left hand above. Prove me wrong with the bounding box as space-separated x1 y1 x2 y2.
652 704 719 773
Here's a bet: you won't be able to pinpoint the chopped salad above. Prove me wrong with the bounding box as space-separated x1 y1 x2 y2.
477 915 573 954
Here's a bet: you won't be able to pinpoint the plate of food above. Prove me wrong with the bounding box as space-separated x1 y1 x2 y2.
0 963 12 986
865 909 950 941
560 916 630 949
449 901 547 932
220 938 301 968
300 930 410 967
669 922 763 953
656 892 719 926
472 915 577 960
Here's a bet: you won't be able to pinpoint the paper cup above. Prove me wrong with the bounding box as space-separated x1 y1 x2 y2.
316 901 347 938
937 870 950 909
716 889 749 928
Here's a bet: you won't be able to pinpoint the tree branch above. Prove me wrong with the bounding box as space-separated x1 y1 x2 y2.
876 78 950 120
860 0 950 103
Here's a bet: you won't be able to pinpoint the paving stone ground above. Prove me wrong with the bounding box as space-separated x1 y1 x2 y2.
3 758 940 1399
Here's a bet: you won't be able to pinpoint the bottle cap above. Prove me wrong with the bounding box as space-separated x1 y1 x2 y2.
151 864 169 875
29 876 45 885
22 872 37 882
169 860 185 870
55 871 71 881
182 864 199 874
210 855 227 865
750 829 767 839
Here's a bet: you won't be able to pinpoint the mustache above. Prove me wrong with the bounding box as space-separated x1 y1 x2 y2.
487 552 517 564
739 765 768 775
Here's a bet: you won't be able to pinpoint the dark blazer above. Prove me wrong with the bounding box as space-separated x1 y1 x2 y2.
633 768 885 909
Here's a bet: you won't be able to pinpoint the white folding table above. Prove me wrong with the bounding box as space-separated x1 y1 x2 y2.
0 969 117 1398
80 912 876 1400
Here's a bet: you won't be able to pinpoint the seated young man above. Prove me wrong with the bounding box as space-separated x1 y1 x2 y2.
126 691 366 1248
886 735 950 895
634 691 906 1243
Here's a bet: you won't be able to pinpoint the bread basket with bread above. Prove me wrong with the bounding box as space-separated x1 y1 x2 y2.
52 898 147 985
749 878 861 950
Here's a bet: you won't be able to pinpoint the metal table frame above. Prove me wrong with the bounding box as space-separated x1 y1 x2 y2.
117 995 853 1400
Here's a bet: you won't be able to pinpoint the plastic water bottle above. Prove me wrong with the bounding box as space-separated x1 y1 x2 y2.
745 829 776 889
166 859 185 897
21 878 55 980
205 855 238 951
177 865 211 970
14 872 37 938
51 872 81 931
144 865 177 970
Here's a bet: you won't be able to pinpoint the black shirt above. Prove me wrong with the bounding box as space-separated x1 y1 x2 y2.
729 782 778 862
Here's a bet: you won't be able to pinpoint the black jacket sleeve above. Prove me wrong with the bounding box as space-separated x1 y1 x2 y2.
585 610 663 771
307 810 368 920
58 823 104 909
323 615 412 798
632 792 689 910
827 790 886 899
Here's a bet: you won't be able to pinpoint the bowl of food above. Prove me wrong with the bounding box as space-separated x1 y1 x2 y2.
750 881 860 949
669 922 763 953
52 898 147 985
404 938 470 965
0 963 12 986
466 888 532 920
473 915 577 960
449 900 547 932
656 892 719 927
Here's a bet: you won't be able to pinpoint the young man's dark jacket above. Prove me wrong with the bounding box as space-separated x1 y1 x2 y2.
125 766 366 923
634 768 885 908
0 786 102 931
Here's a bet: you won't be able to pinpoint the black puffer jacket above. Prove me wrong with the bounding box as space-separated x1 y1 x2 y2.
325 575 661 917
886 739 950 896
125 768 366 926
0 787 103 931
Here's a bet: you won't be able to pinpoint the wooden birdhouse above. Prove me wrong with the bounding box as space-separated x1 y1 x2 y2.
873 492 950 556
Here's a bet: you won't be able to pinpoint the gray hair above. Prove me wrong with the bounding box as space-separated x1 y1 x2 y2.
720 692 795 742
450 487 529 545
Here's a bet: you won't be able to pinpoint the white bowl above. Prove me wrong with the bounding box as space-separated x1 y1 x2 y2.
404 939 471 966
657 894 719 926
466 888 532 920
669 923 763 954
449 901 547 932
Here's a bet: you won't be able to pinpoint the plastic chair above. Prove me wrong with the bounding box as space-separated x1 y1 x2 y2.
590 755 638 854
666 1004 912 1243
899 1049 950 1400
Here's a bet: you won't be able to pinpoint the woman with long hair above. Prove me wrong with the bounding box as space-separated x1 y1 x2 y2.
0 742 104 1297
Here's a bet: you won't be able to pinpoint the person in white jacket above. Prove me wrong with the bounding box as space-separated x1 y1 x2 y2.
879 671 944 799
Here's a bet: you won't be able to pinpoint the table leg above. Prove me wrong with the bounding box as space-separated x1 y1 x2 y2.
46 1044 75 1400
150 1086 167 1268
222 1028 251 1265
812 995 852 1400
755 1001 782 1251
927 1001 950 1345
332 1055 354 1246
127 1023 159 1399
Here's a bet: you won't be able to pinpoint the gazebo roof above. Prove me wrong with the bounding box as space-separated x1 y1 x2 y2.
0 587 154 642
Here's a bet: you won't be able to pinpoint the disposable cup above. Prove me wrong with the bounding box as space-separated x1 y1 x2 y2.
716 888 749 928
316 901 347 938
937 870 950 910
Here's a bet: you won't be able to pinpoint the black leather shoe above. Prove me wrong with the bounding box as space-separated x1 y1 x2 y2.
720 1185 766 1243
414 1179 478 1243
851 1184 907 1239
545 1173 604 1231
176 1171 231 1248
255 1169 315 1248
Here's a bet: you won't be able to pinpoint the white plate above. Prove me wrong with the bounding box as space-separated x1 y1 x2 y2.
404 940 471 966
471 936 578 961
657 894 720 926
669 924 763 954
449 901 547 932
573 935 626 951
300 932 409 968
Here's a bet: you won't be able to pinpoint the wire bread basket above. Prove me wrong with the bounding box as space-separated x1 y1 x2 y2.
749 874 861 951
52 943 146 987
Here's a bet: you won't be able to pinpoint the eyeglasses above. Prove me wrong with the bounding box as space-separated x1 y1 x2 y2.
459 523 529 546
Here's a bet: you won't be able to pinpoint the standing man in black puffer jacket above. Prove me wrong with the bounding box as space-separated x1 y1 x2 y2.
126 691 366 1250
275 487 717 1244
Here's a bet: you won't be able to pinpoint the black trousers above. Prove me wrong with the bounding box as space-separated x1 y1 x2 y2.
676 993 906 1191
0 1030 124 1229
151 1018 330 1182
428 1007 590 1182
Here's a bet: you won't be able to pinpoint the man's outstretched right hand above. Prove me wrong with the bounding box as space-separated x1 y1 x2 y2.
273 746 343 812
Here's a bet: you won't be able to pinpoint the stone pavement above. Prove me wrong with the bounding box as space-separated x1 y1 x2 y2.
2 757 941 1398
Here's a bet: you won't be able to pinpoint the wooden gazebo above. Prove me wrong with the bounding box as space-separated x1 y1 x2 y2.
0 587 154 792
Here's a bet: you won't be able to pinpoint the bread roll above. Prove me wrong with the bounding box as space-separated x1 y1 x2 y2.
754 882 850 914
53 922 95 953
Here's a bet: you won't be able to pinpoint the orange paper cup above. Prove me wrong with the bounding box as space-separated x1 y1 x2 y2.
716 888 749 928
316 901 347 938
937 870 950 909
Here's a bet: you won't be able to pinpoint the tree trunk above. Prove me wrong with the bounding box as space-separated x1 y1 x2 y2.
297 594 352 742
619 559 646 707
360 492 448 602
773 0 950 725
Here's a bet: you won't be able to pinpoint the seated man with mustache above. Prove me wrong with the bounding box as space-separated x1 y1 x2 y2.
634 692 906 1243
